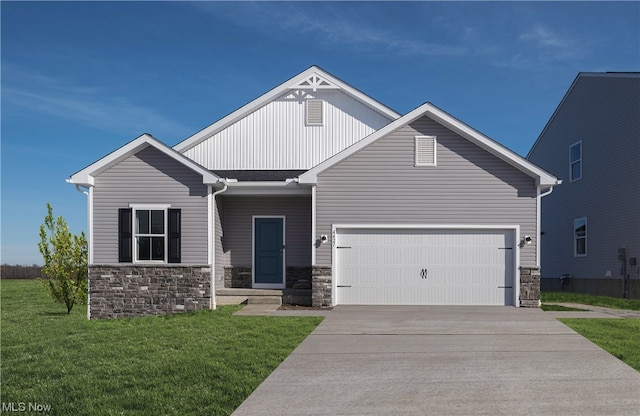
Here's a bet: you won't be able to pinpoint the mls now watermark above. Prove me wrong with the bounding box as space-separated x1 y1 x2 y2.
1 402 52 413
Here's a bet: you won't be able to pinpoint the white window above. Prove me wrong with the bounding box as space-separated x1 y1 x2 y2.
570 141 582 181
415 136 437 166
119 205 181 264
306 99 324 126
574 217 587 257
135 208 167 262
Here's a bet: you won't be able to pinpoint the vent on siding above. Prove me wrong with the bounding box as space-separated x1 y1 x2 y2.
415 136 437 166
306 99 324 126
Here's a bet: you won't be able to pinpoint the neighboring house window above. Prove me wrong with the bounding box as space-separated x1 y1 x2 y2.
570 141 582 181
306 99 324 126
415 136 437 166
574 217 587 257
119 206 181 263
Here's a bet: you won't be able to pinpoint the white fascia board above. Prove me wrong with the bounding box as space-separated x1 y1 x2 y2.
68 133 220 187
299 102 559 187
173 66 400 153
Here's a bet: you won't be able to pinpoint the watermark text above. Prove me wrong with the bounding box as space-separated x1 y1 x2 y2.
1 402 52 413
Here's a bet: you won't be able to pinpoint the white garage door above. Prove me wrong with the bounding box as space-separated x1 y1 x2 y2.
335 228 515 306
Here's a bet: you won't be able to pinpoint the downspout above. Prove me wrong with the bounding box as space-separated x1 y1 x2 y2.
311 185 317 266
210 181 229 311
536 184 558 266
71 182 92 319
539 186 555 199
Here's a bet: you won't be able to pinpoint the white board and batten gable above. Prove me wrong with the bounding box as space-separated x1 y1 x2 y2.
173 66 400 170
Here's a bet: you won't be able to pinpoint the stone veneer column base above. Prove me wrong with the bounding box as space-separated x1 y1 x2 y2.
312 266 332 307
89 265 211 319
519 266 541 307
224 267 252 288
223 266 314 289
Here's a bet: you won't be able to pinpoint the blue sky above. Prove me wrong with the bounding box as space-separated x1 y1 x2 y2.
2 1 639 265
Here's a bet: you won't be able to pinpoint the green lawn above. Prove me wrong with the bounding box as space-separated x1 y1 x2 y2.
539 304 588 312
539 292 640 371
541 291 640 310
559 318 640 372
1 280 323 415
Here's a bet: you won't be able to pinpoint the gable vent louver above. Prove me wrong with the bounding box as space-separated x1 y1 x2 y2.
415 136 437 166
306 99 324 126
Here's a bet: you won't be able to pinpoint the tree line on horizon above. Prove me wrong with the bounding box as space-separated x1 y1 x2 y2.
1 264 43 279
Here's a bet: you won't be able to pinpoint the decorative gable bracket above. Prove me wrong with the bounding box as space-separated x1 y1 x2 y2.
291 73 339 91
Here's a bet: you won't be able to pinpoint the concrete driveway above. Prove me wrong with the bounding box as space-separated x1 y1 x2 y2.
233 306 640 415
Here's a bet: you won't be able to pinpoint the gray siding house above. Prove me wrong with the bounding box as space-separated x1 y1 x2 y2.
68 66 559 318
527 73 640 298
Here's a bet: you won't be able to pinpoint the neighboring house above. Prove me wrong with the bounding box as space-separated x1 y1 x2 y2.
527 72 640 298
68 66 559 319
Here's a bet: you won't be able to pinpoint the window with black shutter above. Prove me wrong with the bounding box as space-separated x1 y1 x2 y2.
118 208 133 263
119 206 181 263
168 209 181 263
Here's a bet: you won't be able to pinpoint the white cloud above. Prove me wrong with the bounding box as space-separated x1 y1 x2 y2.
520 25 570 49
498 24 588 68
192 2 466 58
3 66 189 138
518 25 589 63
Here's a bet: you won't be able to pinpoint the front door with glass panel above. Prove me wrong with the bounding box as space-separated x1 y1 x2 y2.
253 217 285 289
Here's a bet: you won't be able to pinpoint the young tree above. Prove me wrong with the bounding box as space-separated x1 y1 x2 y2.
38 203 88 314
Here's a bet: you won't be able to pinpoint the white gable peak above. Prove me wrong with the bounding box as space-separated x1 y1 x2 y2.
291 73 339 91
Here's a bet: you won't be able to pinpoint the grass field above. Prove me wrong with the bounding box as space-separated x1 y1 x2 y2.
1 280 323 415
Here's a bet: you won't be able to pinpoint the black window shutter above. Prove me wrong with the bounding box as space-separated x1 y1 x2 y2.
118 208 133 263
168 209 181 263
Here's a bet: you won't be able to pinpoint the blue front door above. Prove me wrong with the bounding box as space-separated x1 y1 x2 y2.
254 217 284 288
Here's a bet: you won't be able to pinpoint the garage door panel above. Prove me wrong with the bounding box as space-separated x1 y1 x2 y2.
336 228 515 306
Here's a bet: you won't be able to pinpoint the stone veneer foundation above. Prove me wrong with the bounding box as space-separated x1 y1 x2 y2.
312 266 332 307
519 266 541 307
89 265 211 319
90 264 539 318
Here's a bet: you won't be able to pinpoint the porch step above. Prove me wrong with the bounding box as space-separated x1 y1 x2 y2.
248 296 282 305
215 288 283 306
216 288 283 296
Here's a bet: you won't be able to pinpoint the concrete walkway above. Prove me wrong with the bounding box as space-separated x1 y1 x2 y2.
233 306 639 416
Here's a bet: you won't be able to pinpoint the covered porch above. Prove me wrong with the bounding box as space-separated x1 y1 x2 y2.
211 171 321 306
